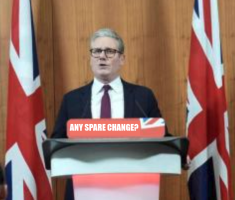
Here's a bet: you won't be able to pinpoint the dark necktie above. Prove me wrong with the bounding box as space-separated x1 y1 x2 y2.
100 85 111 118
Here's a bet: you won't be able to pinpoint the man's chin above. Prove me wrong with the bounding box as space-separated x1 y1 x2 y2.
98 72 110 78
96 74 113 83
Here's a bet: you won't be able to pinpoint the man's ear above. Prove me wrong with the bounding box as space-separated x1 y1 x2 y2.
120 54 125 65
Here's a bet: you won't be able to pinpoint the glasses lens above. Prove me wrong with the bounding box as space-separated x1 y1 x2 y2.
105 49 117 58
91 49 102 58
90 48 119 58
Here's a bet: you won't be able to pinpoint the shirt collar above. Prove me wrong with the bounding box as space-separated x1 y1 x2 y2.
92 77 123 95
109 76 122 93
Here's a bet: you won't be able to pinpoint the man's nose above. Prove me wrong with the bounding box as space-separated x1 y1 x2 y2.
99 50 106 58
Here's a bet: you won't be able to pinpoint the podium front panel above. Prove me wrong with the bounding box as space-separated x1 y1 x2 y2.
51 143 181 177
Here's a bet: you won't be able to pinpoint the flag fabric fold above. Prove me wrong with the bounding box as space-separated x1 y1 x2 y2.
187 0 233 200
5 0 53 199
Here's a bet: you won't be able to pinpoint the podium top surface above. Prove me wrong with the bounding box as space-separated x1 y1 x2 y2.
43 137 189 170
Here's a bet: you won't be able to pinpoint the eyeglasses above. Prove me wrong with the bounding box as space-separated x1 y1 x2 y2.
90 48 123 58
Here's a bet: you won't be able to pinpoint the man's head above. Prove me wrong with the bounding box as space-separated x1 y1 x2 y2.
90 28 125 83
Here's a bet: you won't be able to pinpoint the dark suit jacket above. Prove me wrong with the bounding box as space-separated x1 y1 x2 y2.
51 79 165 200
52 80 163 138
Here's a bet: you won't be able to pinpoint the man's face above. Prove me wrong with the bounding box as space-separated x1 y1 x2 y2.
90 37 125 83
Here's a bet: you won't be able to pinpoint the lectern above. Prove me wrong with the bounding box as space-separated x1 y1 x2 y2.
43 118 189 200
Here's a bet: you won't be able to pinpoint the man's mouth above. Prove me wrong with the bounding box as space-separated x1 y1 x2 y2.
99 63 108 67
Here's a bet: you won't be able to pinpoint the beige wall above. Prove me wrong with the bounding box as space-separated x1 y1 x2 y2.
0 0 234 199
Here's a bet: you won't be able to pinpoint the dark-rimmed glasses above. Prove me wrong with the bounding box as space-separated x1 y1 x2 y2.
90 48 122 58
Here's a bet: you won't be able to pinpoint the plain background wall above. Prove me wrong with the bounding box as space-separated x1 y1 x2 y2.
0 0 234 199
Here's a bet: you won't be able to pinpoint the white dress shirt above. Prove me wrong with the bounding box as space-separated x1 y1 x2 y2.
91 77 124 118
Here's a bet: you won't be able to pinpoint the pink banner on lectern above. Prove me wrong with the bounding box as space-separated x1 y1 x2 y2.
68 118 163 200
73 174 160 200
68 118 165 138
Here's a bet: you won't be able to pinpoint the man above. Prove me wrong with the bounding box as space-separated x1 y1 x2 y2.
52 28 166 200
52 28 163 138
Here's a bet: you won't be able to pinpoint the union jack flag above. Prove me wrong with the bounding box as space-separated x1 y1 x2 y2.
187 0 233 200
139 118 165 129
5 0 53 199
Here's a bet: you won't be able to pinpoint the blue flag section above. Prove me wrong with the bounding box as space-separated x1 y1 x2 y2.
188 158 217 200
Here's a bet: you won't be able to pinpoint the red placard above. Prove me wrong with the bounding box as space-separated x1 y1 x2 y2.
67 118 165 139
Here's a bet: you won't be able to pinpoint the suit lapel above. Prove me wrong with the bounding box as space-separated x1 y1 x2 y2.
81 82 92 118
122 80 134 118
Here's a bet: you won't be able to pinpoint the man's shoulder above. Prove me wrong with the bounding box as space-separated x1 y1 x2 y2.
122 80 153 93
64 81 93 99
